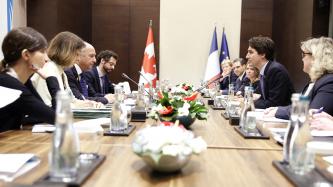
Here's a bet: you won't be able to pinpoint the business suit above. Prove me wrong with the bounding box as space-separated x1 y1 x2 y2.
220 71 238 91
65 66 108 104
82 66 114 97
254 61 294 109
0 73 55 132
276 74 333 119
234 72 250 95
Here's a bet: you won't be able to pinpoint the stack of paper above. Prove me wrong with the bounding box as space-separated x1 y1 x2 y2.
0 154 40 182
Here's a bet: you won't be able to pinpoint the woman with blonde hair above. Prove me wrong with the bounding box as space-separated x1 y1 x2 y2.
32 31 101 109
219 59 237 91
265 37 333 119
245 63 260 94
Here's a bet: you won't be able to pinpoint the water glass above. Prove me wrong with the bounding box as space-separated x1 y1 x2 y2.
244 111 257 133
228 101 240 116
214 95 223 107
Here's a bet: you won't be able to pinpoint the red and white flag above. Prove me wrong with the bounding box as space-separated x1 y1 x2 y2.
139 21 157 88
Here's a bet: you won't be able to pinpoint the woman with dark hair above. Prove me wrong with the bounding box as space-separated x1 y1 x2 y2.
0 27 55 132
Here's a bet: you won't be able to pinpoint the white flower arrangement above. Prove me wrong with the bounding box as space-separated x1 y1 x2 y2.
132 125 207 164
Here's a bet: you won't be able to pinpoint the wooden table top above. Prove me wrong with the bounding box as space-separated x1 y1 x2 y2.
0 107 292 186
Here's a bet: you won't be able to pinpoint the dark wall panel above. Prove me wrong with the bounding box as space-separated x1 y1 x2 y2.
240 0 273 58
92 0 160 89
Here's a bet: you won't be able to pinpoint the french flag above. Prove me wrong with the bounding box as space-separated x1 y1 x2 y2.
203 27 220 87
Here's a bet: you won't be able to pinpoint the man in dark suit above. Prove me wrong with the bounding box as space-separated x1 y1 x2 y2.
83 50 118 97
233 58 250 95
65 42 113 104
246 36 294 109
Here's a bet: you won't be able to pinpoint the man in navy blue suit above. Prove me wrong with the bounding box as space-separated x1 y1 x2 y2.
246 36 294 109
83 50 118 97
233 58 250 95
65 43 114 104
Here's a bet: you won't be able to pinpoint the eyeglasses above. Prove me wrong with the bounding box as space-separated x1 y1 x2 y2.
301 51 312 58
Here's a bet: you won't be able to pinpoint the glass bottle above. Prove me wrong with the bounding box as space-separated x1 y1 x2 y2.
289 95 314 175
50 90 79 182
111 85 128 131
239 86 255 131
226 83 235 116
282 93 301 163
136 84 146 109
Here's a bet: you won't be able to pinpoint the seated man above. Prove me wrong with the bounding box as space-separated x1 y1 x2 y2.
83 50 118 96
246 36 294 109
233 58 250 96
65 42 113 104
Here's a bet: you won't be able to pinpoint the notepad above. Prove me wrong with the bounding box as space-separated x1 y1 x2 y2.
0 154 40 182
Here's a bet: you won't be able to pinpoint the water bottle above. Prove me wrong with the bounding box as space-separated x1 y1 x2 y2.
50 90 79 181
136 84 146 109
111 85 128 131
289 95 314 175
239 86 255 131
226 84 235 116
282 93 301 163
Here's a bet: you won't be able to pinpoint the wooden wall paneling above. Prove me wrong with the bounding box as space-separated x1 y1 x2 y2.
129 0 160 90
92 0 131 86
58 0 92 42
312 0 330 37
239 0 273 58
27 0 59 40
272 0 313 91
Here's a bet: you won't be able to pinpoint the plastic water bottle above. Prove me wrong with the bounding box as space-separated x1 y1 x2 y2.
50 90 79 182
289 95 314 175
283 93 300 163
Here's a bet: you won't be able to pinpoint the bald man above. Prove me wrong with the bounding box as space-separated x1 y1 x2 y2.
65 42 113 104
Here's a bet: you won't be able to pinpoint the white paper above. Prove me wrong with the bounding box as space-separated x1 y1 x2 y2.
251 111 290 123
0 86 22 108
73 118 108 132
0 154 35 173
323 156 333 165
32 124 55 133
311 130 333 137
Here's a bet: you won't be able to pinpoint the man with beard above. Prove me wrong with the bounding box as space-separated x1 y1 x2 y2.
83 50 118 97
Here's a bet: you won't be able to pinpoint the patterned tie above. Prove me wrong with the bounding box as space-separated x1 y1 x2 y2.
79 75 88 98
101 76 106 94
260 74 266 100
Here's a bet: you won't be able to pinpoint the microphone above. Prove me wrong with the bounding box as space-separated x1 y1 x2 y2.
122 73 138 86
194 74 222 92
138 71 152 88
121 73 152 96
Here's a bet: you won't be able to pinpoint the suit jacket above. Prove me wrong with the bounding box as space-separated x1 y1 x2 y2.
0 73 55 132
82 67 114 97
276 74 333 119
65 66 108 104
220 71 238 94
235 73 250 95
254 61 294 109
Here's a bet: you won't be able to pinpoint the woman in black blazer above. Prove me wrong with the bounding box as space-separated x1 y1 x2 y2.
265 37 333 119
0 27 55 132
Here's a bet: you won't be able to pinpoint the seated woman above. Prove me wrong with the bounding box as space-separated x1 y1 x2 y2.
0 27 55 132
265 37 333 119
31 32 102 109
219 59 237 92
245 63 260 94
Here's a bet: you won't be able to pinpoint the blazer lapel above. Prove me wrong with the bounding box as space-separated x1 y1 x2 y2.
93 67 102 93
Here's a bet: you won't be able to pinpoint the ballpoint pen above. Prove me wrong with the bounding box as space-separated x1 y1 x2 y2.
312 107 324 114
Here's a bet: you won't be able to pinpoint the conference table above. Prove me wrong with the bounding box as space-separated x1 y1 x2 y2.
0 106 293 186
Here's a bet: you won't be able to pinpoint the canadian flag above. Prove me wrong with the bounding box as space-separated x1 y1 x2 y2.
139 21 157 88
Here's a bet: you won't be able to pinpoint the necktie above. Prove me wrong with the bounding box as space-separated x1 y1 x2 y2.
79 76 88 98
101 76 106 94
260 74 266 100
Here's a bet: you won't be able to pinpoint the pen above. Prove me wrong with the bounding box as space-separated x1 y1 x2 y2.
313 107 324 114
